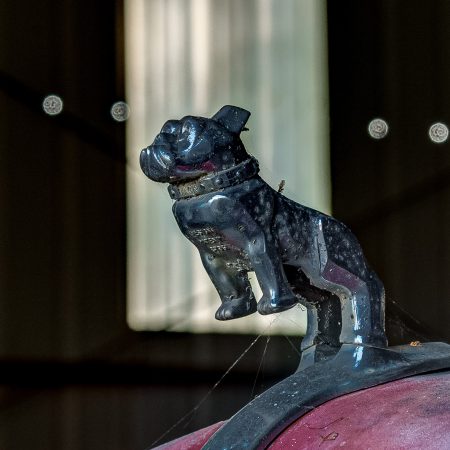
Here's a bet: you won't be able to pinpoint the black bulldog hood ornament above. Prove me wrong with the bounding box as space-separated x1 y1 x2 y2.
141 106 450 450
140 105 387 354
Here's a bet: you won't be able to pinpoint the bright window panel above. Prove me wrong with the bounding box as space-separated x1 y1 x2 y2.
125 0 330 334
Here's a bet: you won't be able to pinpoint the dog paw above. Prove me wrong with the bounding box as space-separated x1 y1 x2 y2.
257 294 298 315
215 297 257 321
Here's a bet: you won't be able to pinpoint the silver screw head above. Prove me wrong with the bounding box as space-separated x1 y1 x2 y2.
111 101 130 122
429 122 449 144
368 118 389 139
43 95 63 116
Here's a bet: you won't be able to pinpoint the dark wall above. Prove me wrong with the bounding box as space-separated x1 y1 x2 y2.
328 0 450 343
0 0 127 360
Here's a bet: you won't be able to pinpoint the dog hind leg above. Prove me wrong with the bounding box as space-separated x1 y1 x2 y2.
284 266 342 365
318 262 388 348
245 236 298 315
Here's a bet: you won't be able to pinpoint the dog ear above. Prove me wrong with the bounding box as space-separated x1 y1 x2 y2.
212 105 251 134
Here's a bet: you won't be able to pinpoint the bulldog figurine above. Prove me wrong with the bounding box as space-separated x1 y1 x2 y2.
140 106 387 351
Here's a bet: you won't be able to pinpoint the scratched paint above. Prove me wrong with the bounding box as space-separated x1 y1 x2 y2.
268 372 450 450
155 372 449 449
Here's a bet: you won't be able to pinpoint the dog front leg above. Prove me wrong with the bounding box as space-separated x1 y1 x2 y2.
200 251 257 320
246 236 298 315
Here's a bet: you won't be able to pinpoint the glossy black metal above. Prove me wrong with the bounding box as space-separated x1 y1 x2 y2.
141 106 450 450
140 105 387 350
203 342 450 450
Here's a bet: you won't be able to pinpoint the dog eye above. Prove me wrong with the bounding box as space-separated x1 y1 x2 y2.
161 120 181 135
180 118 206 137
180 123 196 147
153 132 175 145
181 123 190 135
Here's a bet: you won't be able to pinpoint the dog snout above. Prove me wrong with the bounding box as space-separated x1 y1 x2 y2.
139 147 151 178
140 145 175 182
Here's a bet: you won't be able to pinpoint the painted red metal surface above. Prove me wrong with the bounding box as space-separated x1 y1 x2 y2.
268 372 450 450
154 421 225 450
155 372 449 449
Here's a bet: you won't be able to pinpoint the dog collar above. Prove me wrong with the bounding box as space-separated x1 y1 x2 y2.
168 157 260 200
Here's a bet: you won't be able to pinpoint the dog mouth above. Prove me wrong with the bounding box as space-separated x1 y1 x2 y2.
164 161 206 185
141 149 210 184
169 169 207 185
168 160 217 184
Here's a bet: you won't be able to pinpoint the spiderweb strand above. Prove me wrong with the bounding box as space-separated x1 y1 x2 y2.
250 335 271 398
148 315 281 448
387 298 445 341
284 335 302 357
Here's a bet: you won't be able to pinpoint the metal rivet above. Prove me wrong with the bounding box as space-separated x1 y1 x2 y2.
111 101 130 122
368 118 389 139
43 95 63 115
429 122 449 144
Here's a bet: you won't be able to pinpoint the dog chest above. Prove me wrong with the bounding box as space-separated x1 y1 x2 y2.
172 197 253 271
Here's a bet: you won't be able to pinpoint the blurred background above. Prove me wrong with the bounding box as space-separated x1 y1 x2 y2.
0 0 449 449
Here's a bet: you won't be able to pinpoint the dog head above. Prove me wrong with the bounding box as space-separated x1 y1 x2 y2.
140 105 251 183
